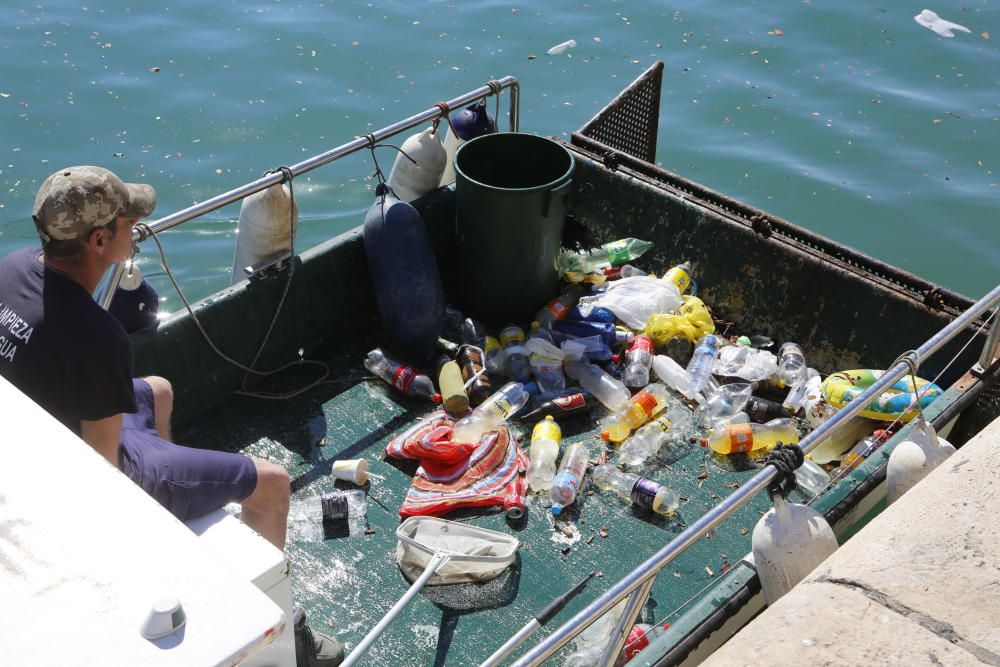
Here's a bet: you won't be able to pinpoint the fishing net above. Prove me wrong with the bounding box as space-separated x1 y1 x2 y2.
396 516 519 585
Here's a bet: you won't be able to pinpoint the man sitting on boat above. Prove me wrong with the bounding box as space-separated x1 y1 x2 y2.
0 166 343 667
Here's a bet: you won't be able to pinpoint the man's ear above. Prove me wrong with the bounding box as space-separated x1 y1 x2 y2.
87 226 107 254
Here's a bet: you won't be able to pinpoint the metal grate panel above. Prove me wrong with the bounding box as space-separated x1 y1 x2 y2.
577 61 663 163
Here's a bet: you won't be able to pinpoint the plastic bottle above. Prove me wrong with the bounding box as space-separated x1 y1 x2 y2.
808 416 877 464
526 416 562 491
623 335 655 388
831 429 889 478
436 355 470 417
534 284 587 329
746 395 790 423
618 405 692 466
558 238 654 274
705 411 750 430
794 458 832 498
602 264 647 281
484 336 506 375
460 317 488 349
515 391 595 423
776 342 807 388
452 382 530 444
592 465 679 516
556 334 614 362
700 417 799 455
566 305 617 324
550 442 590 515
686 335 720 394
651 354 704 403
661 262 693 294
364 348 441 402
553 319 629 349
525 337 567 394
456 344 492 407
362 184 445 363
528 321 556 344
620 623 671 664
564 358 630 411
801 374 830 428
600 383 670 443
499 325 532 382
782 367 819 413
693 382 754 427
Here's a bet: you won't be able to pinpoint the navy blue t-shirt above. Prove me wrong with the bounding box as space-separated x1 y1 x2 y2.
0 248 136 435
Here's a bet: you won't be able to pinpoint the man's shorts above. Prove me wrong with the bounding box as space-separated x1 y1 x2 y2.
118 378 258 520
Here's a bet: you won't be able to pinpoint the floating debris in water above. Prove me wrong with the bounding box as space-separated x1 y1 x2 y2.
914 9 970 38
547 39 576 55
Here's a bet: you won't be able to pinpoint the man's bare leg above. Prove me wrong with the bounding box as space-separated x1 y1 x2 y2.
240 458 291 550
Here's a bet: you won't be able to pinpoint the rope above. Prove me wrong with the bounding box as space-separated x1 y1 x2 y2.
433 101 454 134
486 79 502 132
764 442 803 499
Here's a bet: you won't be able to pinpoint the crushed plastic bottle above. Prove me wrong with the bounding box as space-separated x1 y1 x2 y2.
526 416 562 492
700 417 799 455
713 345 778 382
535 284 587 329
558 238 653 274
694 382 754 427
686 334 721 394
452 382 530 444
600 383 669 443
499 325 532 382
365 348 441 402
564 356 630 411
618 404 692 466
592 465 679 516
623 334 655 388
782 367 819 413
550 442 590 515
525 336 567 394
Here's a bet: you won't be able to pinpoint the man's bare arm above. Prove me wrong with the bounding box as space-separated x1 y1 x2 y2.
80 414 123 469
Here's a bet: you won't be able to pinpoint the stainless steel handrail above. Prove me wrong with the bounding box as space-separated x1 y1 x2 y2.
502 282 1000 666
99 77 520 308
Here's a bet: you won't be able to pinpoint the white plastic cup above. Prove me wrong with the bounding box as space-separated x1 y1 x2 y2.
331 459 369 485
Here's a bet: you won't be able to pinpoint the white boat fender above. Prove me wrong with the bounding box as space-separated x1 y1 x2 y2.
752 444 839 605
385 126 446 203
230 181 297 285
438 99 497 186
105 261 160 334
886 415 955 505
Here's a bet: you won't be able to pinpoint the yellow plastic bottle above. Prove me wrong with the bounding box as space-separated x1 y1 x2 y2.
661 262 692 294
700 417 799 455
600 383 669 443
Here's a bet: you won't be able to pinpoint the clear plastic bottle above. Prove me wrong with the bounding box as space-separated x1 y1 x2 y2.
534 284 586 329
526 416 562 491
564 358 630 411
550 442 590 515
600 383 670 443
436 356 470 417
556 334 614 362
794 458 832 498
705 411 750 430
602 264 648 281
452 382 530 444
782 367 819 413
693 382 754 427
618 405 692 466
623 334 655 388
364 348 441 402
528 321 557 344
558 238 654 274
499 325 532 382
776 342 807 388
661 262 693 294
525 336 567 394
686 335 721 394
700 417 799 455
591 465 679 516
831 429 889 478
484 336 506 375
651 354 703 403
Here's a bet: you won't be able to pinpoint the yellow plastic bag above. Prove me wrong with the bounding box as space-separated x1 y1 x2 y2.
643 295 715 346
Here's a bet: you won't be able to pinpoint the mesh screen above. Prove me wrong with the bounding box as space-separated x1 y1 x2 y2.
578 61 664 163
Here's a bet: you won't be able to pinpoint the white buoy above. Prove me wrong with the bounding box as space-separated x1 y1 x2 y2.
230 182 298 285
752 494 839 605
886 416 954 505
385 126 446 202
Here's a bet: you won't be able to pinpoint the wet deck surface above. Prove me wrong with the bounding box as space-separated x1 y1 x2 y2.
179 337 795 666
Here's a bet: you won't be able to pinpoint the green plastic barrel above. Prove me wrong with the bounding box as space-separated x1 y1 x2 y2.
454 133 574 323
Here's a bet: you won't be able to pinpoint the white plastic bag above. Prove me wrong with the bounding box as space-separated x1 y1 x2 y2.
577 276 682 329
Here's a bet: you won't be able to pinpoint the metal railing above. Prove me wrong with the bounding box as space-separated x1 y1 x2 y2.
495 282 1000 666
99 77 520 309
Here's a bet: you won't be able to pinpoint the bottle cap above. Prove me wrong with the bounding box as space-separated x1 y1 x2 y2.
600 431 610 441
432 393 442 403
551 504 564 516
699 437 708 447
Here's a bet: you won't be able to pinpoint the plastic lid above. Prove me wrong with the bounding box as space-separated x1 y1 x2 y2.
600 431 610 441
551 504 564 516
432 393 442 404
699 438 708 447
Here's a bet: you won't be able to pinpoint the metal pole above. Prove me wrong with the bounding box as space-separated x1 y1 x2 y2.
100 77 520 309
598 577 654 667
510 283 1000 666
976 305 1000 373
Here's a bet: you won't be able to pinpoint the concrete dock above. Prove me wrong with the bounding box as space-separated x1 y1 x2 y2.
701 416 1000 667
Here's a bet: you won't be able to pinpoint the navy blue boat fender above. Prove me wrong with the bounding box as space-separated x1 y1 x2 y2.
363 183 445 364
438 100 496 186
102 263 160 334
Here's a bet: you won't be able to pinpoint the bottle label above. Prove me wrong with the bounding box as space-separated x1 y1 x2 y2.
553 393 587 410
532 420 561 444
553 472 579 495
604 240 630 266
490 397 514 420
393 365 416 393
485 336 502 355
632 390 659 417
500 328 525 346
628 335 654 353
603 266 622 280
727 423 754 453
630 478 661 510
652 416 673 433
664 266 691 292
547 300 569 318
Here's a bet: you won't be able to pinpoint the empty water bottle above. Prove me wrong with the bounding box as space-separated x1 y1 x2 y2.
365 348 440 402
618 404 692 466
776 342 807 388
452 382 530 444
553 319 624 349
831 429 890 478
564 357 630 411
602 264 648 281
499 325 532 382
484 336 506 375
550 442 590 515
652 354 703 403
623 335 655 388
567 304 617 324
700 417 799 455
525 337 567 394
556 334 614 362
686 335 720 394
694 382 754 427
534 284 586 329
600 383 670 443
526 416 562 491
795 458 832 498
782 367 819 413
558 238 654 274
528 321 557 344
591 465 679 516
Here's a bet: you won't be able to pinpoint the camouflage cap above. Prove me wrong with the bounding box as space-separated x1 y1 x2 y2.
32 166 156 243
